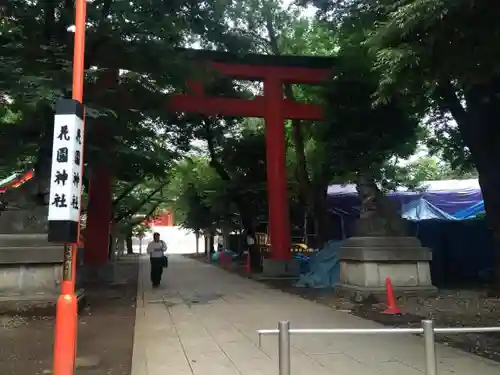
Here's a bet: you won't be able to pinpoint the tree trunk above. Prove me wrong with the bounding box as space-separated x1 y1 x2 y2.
209 230 215 254
33 106 55 205
447 81 500 289
204 122 261 270
195 231 200 255
204 232 209 256
477 166 500 270
472 148 500 290
126 234 133 254
436 79 500 289
116 234 126 257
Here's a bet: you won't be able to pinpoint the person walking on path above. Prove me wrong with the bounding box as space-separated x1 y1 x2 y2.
146 232 167 288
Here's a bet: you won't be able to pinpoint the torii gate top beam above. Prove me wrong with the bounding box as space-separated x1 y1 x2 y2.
168 49 335 120
176 48 335 83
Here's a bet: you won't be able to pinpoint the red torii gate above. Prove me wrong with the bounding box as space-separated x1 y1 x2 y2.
84 50 332 264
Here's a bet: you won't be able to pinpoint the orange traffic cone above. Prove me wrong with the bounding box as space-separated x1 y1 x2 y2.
383 277 401 315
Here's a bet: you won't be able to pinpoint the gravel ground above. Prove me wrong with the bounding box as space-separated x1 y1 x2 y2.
185 254 500 362
0 257 138 375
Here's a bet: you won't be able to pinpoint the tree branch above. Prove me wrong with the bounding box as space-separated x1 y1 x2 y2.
435 81 468 128
203 120 255 232
204 120 232 181
112 181 142 207
114 181 167 222
143 201 162 221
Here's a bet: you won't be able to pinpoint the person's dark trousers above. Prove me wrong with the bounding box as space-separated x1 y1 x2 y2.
150 257 164 287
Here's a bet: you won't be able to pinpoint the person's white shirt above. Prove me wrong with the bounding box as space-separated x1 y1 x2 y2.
147 239 167 258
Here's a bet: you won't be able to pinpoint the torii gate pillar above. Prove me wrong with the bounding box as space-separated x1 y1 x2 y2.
264 75 291 260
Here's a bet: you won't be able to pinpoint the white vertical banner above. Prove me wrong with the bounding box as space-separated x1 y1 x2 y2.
47 99 84 243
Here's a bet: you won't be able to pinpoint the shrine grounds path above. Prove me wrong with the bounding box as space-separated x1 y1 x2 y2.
131 255 500 375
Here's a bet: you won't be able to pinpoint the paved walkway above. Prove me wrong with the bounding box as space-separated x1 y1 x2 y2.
131 255 500 375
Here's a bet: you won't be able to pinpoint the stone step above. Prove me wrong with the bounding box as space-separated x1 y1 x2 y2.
0 246 64 264
0 233 55 247
0 288 86 314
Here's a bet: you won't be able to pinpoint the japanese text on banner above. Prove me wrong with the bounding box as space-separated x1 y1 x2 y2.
48 114 83 222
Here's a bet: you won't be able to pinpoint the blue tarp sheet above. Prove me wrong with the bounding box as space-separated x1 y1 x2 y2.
211 250 237 262
453 200 485 219
294 253 311 274
327 179 482 216
295 241 341 288
402 198 458 221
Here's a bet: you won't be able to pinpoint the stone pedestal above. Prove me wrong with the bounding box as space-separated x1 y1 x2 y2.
261 258 300 278
337 236 437 300
0 205 85 304
0 233 84 302
0 206 49 234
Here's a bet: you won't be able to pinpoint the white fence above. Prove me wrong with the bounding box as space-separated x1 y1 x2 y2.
258 320 500 375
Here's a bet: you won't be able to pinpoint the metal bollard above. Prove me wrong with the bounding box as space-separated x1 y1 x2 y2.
422 320 438 375
278 321 291 375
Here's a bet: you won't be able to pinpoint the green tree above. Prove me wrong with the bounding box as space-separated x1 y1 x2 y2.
164 120 270 267
217 0 339 245
352 0 500 286
0 0 256 217
400 156 477 184
303 0 500 285
196 0 427 245
164 157 221 232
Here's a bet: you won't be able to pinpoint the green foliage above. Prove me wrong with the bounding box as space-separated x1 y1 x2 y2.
300 0 500 286
113 179 168 222
0 0 261 214
164 157 221 231
318 41 422 183
164 124 271 232
386 155 477 190
132 222 152 238
359 0 500 170
402 156 470 183
5 0 487 247
165 0 425 237
367 0 500 94
111 178 170 236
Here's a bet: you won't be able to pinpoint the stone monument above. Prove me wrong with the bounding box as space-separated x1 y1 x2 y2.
0 173 83 304
336 179 436 300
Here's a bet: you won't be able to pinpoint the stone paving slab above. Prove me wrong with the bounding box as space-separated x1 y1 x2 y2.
131 255 500 375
